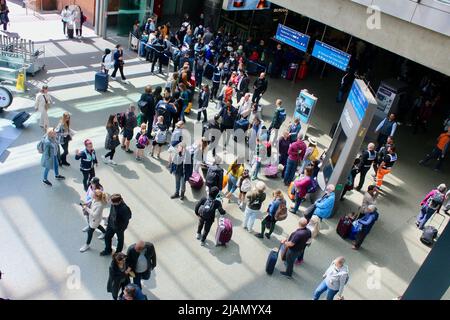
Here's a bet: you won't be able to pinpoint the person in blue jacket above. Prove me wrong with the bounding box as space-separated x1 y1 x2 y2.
120 283 147 300
288 118 302 143
352 205 379 250
306 184 336 221
75 139 98 192
255 190 285 239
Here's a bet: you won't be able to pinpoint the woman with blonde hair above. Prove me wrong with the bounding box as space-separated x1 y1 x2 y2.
80 189 108 252
55 112 75 166
256 189 285 239
223 158 244 202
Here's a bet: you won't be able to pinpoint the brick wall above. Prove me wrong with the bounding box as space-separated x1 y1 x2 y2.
56 0 96 26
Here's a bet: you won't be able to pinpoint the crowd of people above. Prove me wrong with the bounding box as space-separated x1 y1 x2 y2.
29 11 450 300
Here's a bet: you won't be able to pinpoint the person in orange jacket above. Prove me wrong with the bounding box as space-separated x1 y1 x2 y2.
419 127 450 171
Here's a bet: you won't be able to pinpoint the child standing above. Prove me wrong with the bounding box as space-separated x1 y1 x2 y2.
237 169 251 209
135 123 149 161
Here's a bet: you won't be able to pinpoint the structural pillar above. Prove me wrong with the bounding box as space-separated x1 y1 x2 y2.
402 221 450 300
203 0 223 30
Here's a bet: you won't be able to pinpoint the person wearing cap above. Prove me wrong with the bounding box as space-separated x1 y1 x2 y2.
306 184 336 221
194 186 226 246
352 205 379 250
41 127 66 186
35 85 53 132
75 139 98 192
101 194 132 256
313 257 349 300
107 252 131 300
243 181 267 233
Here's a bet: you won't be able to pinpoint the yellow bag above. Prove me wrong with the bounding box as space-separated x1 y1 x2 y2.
308 147 319 162
185 102 193 114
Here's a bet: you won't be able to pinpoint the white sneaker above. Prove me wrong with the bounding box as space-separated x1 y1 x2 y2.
80 244 90 252
82 226 90 232
101 155 108 164
110 76 117 81
122 80 130 85
98 233 105 240
109 160 117 165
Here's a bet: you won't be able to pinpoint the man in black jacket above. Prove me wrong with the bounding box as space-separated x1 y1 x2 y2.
236 71 250 102
101 194 132 256
151 33 166 74
139 85 155 136
252 72 268 105
195 187 226 246
126 240 157 289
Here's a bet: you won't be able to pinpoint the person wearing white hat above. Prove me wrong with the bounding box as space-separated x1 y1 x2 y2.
299 137 319 174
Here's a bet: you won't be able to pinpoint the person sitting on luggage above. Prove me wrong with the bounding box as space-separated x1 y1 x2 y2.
296 215 321 265
351 205 379 250
194 186 226 246
306 184 336 221
256 190 285 239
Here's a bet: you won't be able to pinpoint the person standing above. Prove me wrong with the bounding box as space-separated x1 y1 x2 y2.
138 86 155 132
256 190 285 239
197 84 210 123
278 131 290 177
170 143 193 201
290 166 313 214
355 143 377 191
237 92 252 120
75 139 98 192
102 114 120 165
121 105 137 154
55 112 74 167
101 194 132 256
0 0 9 31
194 52 206 89
211 63 223 102
41 128 66 186
237 169 251 209
413 99 433 134
80 190 107 252
416 184 446 230
126 241 157 289
419 128 450 172
283 135 306 186
195 186 226 246
268 99 286 142
352 205 379 250
374 113 397 150
236 71 250 102
252 72 268 106
35 85 53 132
61 5 71 36
375 145 397 189
280 217 311 278
313 257 349 300
243 181 267 233
101 48 114 74
111 44 129 83
150 33 166 75
107 252 131 300
151 116 168 159
219 100 238 148
307 184 336 221
372 136 394 174
288 118 301 143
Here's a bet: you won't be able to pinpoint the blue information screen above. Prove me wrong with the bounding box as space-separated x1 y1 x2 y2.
312 41 351 71
348 81 369 121
274 24 310 53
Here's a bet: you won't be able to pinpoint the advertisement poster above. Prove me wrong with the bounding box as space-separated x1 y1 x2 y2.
294 90 318 124
376 85 396 114
223 0 271 11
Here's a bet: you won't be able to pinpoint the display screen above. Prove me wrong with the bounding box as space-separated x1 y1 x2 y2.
311 41 351 71
223 0 271 11
294 90 317 124
330 129 347 168
274 24 310 53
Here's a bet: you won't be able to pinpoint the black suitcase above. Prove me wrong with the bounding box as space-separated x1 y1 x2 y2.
95 72 108 92
67 28 74 39
420 226 437 246
265 246 280 275
12 111 31 128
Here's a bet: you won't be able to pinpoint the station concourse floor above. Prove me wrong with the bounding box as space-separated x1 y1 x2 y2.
0 2 449 300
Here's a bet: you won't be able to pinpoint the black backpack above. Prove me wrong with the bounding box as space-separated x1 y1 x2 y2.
420 226 438 246
156 103 169 121
199 198 216 221
206 167 220 187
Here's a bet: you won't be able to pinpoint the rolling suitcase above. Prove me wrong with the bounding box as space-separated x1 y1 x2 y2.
215 217 233 246
67 27 74 39
189 172 204 189
420 226 437 246
264 164 278 178
336 215 354 239
265 246 281 275
12 111 31 128
95 72 108 92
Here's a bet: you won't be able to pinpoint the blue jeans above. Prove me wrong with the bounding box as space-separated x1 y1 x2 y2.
313 279 339 300
43 156 59 180
175 174 186 195
227 174 238 194
293 196 305 214
243 207 260 231
252 161 261 179
416 206 435 230
284 158 298 185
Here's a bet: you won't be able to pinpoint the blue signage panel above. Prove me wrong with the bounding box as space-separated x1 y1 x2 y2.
224 0 271 11
312 41 351 71
348 81 369 121
294 90 318 124
274 24 310 53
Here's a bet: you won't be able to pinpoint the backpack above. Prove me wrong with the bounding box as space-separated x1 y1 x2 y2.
420 226 438 246
137 99 148 113
37 136 45 154
155 128 167 144
117 112 126 128
199 198 216 221
156 104 169 121
307 178 319 194
206 167 220 187
274 200 288 221
138 134 149 146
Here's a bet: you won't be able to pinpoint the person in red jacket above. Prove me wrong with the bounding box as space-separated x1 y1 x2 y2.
283 134 307 186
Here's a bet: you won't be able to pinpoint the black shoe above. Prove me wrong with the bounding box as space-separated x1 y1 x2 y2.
61 162 71 166
355 186 361 191
264 233 271 239
126 149 134 154
255 233 263 238
43 180 52 186
170 194 180 199
280 271 292 278
180 193 185 200
99 250 112 256
443 210 449 216
55 175 66 180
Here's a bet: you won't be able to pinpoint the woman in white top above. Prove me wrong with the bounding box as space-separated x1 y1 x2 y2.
80 190 108 252
313 257 349 300
237 93 252 120
101 48 114 74
35 85 53 132
61 5 72 36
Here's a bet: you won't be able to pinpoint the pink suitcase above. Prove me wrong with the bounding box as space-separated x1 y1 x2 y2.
189 172 204 189
215 217 233 246
264 164 278 178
